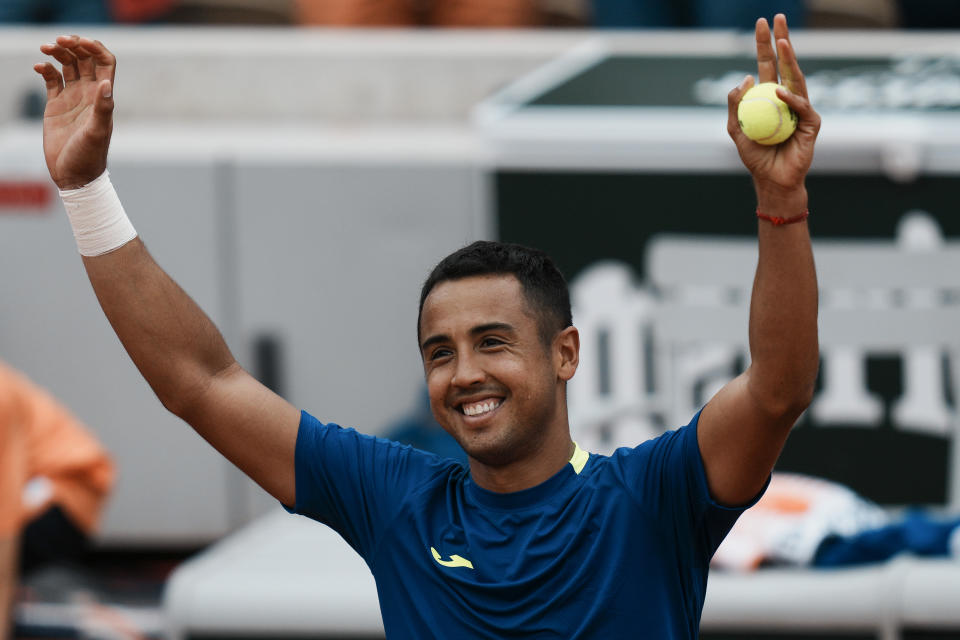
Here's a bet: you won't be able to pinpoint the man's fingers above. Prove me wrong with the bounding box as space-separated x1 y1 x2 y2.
87 80 115 138
776 87 820 137
758 14 809 98
75 38 117 84
33 62 65 100
773 13 793 90
69 41 97 80
755 18 777 84
97 79 113 105
727 75 754 141
776 38 808 99
40 42 80 83
77 38 117 67
772 13 790 48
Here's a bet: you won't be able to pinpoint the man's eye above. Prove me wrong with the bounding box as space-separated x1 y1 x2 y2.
480 337 504 348
430 348 452 361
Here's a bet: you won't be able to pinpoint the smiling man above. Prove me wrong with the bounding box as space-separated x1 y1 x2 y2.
418 255 578 492
33 13 819 639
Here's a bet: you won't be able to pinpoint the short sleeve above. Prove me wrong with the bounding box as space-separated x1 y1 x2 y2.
285 410 457 562
611 410 766 563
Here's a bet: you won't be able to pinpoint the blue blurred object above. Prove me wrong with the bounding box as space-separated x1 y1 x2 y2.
593 0 806 28
0 0 111 23
592 0 679 27
814 512 960 567
385 388 468 464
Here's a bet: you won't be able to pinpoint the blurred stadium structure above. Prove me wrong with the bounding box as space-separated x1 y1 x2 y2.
4 18 960 640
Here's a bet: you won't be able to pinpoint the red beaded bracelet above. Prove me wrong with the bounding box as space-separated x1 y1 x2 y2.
756 208 809 226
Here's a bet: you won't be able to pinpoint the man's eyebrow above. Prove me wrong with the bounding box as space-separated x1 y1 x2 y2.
420 333 450 353
470 322 515 336
420 323 516 353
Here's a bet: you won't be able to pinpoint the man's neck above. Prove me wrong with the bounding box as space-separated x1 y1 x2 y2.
468 436 576 494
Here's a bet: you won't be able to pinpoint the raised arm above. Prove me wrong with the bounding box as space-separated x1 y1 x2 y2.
34 36 300 506
697 14 820 506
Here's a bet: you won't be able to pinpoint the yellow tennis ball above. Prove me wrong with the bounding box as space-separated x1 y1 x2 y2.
737 82 798 145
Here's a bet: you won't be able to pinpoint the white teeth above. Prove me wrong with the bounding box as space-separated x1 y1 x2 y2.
462 400 501 417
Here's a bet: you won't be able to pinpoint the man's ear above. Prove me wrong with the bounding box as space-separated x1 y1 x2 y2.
554 326 579 382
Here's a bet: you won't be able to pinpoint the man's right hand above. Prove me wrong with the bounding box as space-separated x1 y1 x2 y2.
34 36 116 190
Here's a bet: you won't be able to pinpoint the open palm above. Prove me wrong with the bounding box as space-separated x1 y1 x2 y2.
34 36 116 190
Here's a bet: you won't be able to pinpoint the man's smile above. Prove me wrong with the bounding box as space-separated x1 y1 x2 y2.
460 397 503 417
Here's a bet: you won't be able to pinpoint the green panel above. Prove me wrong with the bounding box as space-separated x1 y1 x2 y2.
527 55 946 109
497 171 960 281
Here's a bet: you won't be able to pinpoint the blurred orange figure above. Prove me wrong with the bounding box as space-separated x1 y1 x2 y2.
110 0 176 22
296 0 541 27
0 361 114 640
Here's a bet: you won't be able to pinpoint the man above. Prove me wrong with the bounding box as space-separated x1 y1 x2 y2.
33 13 819 637
0 361 114 640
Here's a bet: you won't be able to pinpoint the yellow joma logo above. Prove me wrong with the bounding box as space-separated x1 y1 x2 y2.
430 546 474 569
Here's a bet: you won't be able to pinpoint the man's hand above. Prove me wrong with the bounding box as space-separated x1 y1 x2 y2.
727 14 820 209
34 36 116 190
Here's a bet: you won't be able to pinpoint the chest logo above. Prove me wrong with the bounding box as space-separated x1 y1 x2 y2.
430 546 474 570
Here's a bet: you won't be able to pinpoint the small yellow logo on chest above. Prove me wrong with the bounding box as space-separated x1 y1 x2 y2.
430 546 474 569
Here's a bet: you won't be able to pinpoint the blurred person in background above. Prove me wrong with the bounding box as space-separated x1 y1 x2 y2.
592 0 806 28
111 0 177 23
0 0 111 23
0 361 114 640
295 0 543 27
0 0 176 23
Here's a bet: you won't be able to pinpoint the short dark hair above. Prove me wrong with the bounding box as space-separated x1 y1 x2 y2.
418 241 572 345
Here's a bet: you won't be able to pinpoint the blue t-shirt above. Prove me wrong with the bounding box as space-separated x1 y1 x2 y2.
288 410 754 639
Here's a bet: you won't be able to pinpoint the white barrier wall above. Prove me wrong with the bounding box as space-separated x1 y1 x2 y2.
0 27 585 125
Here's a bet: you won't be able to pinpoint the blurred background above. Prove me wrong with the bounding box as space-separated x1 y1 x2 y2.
4 0 960 638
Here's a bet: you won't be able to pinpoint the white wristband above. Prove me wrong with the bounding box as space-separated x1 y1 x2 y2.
59 170 138 257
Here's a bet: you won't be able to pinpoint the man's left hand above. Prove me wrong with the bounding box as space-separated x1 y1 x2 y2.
727 14 820 201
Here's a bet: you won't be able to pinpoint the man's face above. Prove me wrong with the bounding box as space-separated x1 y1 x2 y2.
419 274 569 468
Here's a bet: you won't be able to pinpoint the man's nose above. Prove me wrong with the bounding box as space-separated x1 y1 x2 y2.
451 351 485 387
